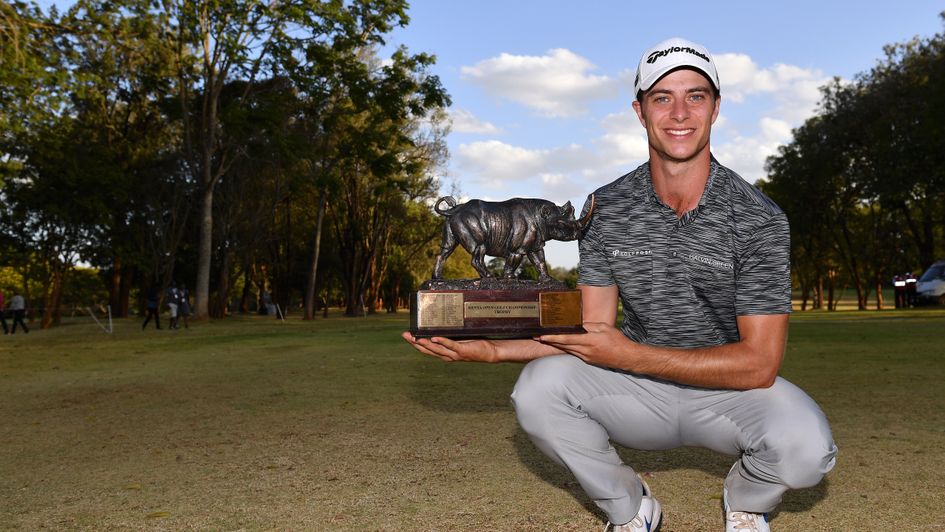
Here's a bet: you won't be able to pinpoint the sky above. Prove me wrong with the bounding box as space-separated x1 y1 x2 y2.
384 1 944 269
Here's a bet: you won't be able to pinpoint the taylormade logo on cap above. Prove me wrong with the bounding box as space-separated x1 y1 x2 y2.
633 37 720 98
646 45 710 65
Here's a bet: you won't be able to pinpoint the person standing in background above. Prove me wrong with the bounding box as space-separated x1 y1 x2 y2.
166 285 180 329
177 285 191 329
141 285 161 330
9 291 28 334
0 289 8 334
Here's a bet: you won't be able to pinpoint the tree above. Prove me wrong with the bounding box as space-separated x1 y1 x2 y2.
1 0 452 322
765 17 945 310
60 0 186 316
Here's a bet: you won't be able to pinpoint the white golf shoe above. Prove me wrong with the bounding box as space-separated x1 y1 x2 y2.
723 487 770 532
605 475 662 532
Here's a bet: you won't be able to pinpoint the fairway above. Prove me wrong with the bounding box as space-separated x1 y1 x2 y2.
2 310 944 531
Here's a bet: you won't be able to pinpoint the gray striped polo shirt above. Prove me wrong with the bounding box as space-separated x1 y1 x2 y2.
578 160 791 349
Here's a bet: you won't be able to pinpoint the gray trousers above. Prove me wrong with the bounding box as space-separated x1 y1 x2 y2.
510 355 838 525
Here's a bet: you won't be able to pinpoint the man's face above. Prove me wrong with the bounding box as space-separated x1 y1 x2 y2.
632 68 720 164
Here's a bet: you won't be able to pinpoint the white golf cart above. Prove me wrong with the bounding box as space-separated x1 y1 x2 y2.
916 260 945 305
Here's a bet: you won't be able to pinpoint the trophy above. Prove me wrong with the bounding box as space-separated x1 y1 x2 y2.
409 194 594 338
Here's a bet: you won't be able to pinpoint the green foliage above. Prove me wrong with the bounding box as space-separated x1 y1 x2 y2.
0 266 20 292
764 18 945 310
0 0 450 323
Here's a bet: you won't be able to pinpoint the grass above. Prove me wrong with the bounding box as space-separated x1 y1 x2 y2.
1 308 944 531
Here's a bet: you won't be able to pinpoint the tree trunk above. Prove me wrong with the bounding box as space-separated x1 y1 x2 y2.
827 269 836 311
194 184 214 319
304 190 327 320
41 267 63 329
899 201 935 270
109 258 123 317
213 247 233 318
239 263 254 314
874 273 884 310
118 265 132 317
815 274 824 310
835 219 866 310
344 276 361 316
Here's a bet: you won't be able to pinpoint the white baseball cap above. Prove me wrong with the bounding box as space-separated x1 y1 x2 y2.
633 37 720 98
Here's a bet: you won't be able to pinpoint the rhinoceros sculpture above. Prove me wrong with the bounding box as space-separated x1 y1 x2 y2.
431 195 595 282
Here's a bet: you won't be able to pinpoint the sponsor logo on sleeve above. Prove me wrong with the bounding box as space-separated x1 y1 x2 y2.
612 249 652 258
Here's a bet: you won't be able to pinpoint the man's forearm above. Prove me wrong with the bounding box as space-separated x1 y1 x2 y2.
624 341 781 390
494 338 566 362
537 314 787 390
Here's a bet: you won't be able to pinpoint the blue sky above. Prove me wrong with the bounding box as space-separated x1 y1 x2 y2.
386 1 945 268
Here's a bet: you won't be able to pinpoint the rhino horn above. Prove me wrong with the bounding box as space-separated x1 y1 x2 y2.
578 194 595 228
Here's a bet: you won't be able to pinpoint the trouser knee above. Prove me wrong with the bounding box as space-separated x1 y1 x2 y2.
764 430 838 489
510 355 577 439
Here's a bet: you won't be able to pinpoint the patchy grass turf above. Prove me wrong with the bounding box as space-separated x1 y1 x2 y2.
1 309 944 531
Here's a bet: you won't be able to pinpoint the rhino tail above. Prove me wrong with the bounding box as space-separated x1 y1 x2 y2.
434 196 458 216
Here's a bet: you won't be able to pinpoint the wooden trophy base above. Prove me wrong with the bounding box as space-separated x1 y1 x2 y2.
409 278 585 339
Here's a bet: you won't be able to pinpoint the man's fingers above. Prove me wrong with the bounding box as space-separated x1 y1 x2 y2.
428 336 461 350
537 333 584 345
403 332 458 361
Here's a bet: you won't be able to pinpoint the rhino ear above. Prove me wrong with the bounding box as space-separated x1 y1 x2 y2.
561 201 574 217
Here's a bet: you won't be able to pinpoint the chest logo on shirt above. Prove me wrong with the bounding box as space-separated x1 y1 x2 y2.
612 249 652 258
682 253 734 270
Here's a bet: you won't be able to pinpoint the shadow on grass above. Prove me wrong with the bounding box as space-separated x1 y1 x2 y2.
406 356 522 414
510 426 830 520
406 355 831 519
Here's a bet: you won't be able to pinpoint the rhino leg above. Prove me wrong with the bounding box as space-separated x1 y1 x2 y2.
527 250 552 281
470 244 492 278
432 225 458 280
503 253 525 278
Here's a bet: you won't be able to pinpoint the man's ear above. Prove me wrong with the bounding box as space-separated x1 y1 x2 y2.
711 94 721 124
632 99 646 127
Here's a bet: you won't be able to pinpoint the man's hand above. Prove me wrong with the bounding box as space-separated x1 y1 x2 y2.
537 321 631 370
402 332 567 364
541 314 789 390
401 332 499 363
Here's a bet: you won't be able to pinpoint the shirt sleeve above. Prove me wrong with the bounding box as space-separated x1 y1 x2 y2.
735 213 792 315
577 194 616 287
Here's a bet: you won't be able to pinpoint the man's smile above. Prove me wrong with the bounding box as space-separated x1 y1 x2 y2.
666 128 695 137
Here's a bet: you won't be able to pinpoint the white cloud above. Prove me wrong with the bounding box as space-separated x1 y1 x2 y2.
707 52 838 181
456 140 548 186
759 116 793 143
714 52 832 122
595 108 649 167
455 139 604 197
461 48 619 117
713 116 795 184
450 108 501 134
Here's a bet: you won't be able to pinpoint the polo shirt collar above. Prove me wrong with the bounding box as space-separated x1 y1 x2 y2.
641 158 722 215
698 159 721 209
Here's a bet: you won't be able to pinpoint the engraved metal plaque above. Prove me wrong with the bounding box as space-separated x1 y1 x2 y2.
415 292 464 328
464 301 540 319
539 291 583 327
